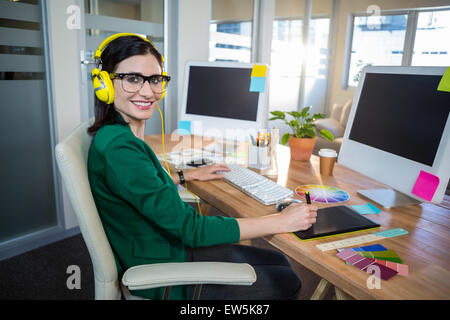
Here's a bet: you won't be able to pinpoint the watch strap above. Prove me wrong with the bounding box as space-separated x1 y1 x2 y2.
177 170 186 184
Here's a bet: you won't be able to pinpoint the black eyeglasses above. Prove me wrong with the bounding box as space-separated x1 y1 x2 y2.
110 73 171 94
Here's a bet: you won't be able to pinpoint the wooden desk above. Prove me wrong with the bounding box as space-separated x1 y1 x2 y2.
145 134 450 300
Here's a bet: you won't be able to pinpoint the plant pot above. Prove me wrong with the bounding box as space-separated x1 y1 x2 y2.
288 136 317 161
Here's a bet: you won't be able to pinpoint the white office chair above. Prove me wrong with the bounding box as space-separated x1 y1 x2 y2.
54 120 256 300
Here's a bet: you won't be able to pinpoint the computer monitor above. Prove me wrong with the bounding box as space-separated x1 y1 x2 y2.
338 66 450 207
179 61 267 141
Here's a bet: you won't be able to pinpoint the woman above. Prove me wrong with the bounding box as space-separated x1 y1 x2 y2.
87 34 318 300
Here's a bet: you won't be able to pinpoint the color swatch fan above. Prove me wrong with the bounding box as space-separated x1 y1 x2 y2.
295 185 350 204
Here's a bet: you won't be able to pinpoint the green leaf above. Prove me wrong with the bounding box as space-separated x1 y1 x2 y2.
287 111 301 119
268 116 282 121
320 129 334 141
305 127 316 138
270 111 285 119
300 106 311 118
311 113 325 120
289 119 299 128
281 132 291 145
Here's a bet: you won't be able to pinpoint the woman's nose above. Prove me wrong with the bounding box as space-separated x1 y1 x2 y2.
139 80 154 97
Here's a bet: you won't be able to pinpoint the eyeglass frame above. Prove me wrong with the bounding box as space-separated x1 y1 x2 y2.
109 72 171 94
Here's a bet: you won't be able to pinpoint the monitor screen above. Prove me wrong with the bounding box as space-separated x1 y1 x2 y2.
349 73 449 167
185 66 259 121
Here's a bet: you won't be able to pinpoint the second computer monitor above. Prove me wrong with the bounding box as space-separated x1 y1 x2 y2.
338 66 450 206
179 61 267 141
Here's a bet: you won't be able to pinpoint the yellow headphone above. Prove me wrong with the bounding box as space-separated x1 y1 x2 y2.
91 32 166 104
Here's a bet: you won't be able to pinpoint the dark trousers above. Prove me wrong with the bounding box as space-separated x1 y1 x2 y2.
186 244 302 300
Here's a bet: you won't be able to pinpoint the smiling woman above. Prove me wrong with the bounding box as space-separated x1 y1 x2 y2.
108 54 163 138
86 33 314 301
87 34 164 138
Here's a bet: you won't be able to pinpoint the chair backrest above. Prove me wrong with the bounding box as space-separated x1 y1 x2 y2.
55 121 121 300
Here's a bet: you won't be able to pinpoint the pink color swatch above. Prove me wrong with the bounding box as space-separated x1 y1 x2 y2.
411 170 439 201
371 259 409 277
336 249 398 280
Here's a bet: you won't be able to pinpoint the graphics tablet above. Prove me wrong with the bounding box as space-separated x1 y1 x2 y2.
293 205 380 240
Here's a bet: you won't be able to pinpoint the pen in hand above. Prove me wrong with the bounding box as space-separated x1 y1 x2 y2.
305 191 311 204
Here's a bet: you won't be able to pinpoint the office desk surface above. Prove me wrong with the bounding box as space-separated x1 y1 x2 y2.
145 134 450 300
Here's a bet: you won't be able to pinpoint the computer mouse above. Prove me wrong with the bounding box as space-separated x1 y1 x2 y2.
276 199 302 212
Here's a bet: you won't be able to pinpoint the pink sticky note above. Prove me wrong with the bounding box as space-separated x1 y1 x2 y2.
411 170 439 201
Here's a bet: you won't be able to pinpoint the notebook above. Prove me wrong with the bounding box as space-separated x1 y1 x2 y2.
293 205 380 240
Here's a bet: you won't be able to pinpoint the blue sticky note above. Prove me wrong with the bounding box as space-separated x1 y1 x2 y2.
178 121 191 135
350 203 381 215
249 77 266 92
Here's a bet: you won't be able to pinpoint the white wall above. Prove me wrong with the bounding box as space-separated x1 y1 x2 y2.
176 0 211 124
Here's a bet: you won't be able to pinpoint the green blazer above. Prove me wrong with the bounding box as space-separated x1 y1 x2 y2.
87 120 240 300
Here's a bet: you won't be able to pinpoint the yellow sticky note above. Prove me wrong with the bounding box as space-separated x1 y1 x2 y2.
251 65 267 78
437 67 450 92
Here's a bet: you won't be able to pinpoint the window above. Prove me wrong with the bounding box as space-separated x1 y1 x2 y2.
269 17 331 112
347 14 408 87
303 18 331 112
209 0 254 63
269 19 303 111
209 21 252 62
344 8 450 88
268 0 334 116
412 10 450 66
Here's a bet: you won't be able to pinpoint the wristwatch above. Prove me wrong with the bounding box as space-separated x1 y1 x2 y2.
177 170 186 185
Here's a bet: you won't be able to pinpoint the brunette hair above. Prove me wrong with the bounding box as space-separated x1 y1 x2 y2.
87 35 163 136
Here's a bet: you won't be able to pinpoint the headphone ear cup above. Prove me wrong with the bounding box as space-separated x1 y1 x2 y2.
92 70 114 104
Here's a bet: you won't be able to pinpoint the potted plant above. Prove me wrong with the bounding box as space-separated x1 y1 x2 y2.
269 106 334 160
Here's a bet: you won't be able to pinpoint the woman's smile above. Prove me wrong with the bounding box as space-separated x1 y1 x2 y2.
131 100 154 110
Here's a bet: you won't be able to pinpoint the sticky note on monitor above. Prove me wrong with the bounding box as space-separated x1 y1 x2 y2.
178 121 191 135
251 65 267 78
437 67 450 92
411 170 439 201
249 77 266 92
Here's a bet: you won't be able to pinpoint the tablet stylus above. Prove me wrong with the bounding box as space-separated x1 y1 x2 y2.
305 191 311 204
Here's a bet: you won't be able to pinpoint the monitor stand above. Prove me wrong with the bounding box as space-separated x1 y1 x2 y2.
357 188 421 208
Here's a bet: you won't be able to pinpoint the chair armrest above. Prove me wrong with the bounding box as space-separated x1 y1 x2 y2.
122 262 256 291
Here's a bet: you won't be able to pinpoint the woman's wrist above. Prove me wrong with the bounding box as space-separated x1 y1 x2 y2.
237 213 283 241
182 169 195 182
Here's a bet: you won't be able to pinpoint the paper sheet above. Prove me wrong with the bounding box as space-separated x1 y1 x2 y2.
437 67 450 92
251 65 267 78
178 121 191 135
249 77 266 92
350 203 381 215
411 170 440 201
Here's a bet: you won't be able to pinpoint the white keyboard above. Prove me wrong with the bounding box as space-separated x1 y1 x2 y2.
223 164 293 205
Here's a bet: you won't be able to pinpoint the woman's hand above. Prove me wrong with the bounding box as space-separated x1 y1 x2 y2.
279 203 318 232
237 203 318 241
185 163 231 182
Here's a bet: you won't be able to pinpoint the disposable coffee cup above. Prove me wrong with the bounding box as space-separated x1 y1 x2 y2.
319 149 337 176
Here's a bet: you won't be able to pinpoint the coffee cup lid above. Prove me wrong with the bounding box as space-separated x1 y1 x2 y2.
319 148 337 157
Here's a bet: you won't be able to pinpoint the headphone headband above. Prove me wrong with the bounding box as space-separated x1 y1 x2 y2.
93 33 152 60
